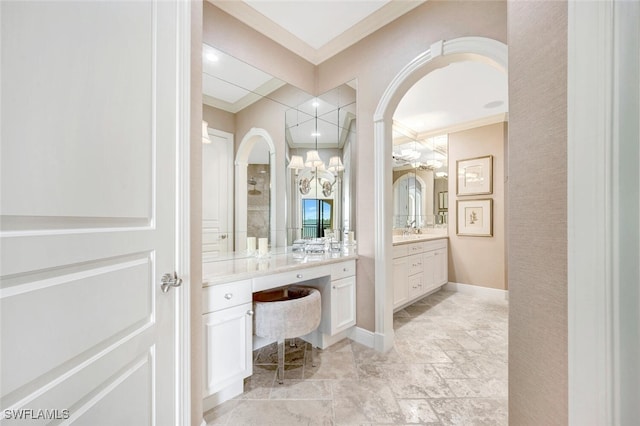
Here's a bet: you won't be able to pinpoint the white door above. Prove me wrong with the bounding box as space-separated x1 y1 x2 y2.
203 129 233 260
1 2 187 424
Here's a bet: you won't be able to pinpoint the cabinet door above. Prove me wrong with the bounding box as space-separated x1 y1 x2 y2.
203 303 253 396
422 251 436 293
433 247 448 286
408 273 424 299
393 256 409 309
331 276 356 334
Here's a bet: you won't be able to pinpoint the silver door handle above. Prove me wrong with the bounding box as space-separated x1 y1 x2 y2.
220 234 227 239
161 272 182 293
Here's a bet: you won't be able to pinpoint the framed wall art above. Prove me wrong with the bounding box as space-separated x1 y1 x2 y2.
456 199 493 236
457 155 493 195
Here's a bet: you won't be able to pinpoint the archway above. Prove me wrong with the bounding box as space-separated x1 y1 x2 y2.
235 128 277 251
373 37 508 351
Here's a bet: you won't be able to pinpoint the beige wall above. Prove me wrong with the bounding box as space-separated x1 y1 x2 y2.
203 104 234 135
317 0 508 331
508 1 568 424
448 122 507 290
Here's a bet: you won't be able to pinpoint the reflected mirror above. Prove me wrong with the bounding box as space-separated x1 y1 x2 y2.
201 43 356 259
285 83 356 244
392 131 448 229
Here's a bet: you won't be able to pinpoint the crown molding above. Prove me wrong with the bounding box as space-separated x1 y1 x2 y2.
209 0 426 65
392 113 508 144
203 78 286 113
415 112 508 139
314 1 426 64
209 0 317 62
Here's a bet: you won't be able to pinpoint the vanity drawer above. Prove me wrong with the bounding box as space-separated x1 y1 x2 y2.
203 279 252 314
408 253 424 276
252 265 329 293
331 260 356 280
393 245 409 259
408 242 427 254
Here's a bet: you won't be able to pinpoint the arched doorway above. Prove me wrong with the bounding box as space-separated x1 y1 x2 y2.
235 128 277 251
373 37 508 351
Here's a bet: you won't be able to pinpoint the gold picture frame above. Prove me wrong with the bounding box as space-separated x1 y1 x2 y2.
456 199 493 236
456 155 493 196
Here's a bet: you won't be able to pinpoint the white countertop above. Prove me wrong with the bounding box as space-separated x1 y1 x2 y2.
392 233 448 245
202 246 358 287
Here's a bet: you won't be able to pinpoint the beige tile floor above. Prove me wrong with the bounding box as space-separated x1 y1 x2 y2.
205 289 508 425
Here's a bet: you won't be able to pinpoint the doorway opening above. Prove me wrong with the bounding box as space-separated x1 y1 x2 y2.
373 37 508 352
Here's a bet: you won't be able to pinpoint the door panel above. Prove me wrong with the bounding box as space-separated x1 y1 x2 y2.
203 129 233 259
0 1 183 423
331 276 356 333
203 304 252 395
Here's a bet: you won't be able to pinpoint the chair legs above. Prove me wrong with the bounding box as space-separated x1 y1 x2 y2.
275 339 318 384
310 344 317 367
277 339 285 384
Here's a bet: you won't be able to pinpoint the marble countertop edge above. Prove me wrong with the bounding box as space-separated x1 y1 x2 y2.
203 251 358 287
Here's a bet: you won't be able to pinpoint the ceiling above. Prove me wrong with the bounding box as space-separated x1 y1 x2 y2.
209 0 425 65
394 60 508 137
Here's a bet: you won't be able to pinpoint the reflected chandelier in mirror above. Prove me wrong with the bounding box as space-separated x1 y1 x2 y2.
285 83 356 243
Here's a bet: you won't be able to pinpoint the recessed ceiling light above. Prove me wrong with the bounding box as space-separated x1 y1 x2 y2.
484 100 504 109
312 101 319 108
311 132 321 137
205 52 219 63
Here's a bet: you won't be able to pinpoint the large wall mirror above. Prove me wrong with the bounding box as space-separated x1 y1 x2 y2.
392 131 448 230
201 43 356 259
284 83 356 244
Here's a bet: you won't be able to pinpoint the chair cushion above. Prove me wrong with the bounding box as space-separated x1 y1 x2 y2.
253 286 321 340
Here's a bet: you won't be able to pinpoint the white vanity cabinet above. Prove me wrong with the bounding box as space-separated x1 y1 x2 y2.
393 239 448 311
203 254 358 409
202 279 253 398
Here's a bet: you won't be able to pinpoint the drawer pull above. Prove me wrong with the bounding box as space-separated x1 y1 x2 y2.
333 285 336 289
296 274 303 279
246 310 254 316
224 293 233 300
343 268 348 272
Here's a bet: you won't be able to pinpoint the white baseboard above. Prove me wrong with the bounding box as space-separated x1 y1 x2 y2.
348 326 375 348
444 281 509 301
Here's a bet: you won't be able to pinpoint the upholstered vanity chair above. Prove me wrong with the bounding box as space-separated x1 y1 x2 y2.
253 286 321 384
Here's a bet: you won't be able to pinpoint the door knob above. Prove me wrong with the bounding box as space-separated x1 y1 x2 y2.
161 272 182 293
220 234 227 239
